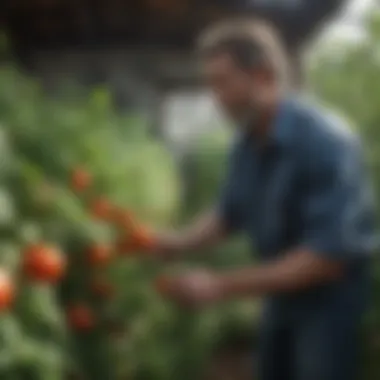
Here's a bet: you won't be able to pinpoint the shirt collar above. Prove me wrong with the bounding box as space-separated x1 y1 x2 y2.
239 95 296 151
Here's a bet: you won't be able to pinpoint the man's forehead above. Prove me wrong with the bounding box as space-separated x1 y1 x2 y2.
203 52 237 69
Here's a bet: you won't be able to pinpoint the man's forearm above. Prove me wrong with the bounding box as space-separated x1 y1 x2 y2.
155 210 227 256
218 249 345 298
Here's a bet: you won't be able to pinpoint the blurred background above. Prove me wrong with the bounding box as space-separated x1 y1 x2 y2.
0 0 379 379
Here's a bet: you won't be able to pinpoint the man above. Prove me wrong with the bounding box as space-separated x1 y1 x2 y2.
153 20 375 380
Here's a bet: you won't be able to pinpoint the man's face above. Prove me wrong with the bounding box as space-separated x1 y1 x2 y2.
202 53 264 126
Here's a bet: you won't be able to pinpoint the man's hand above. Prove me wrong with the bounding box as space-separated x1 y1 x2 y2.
158 269 224 309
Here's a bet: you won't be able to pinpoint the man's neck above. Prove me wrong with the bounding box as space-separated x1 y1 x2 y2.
249 99 279 144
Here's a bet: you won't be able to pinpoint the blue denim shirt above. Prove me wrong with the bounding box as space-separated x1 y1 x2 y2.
218 96 375 313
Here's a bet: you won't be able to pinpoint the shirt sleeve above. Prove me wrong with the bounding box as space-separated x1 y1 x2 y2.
299 137 375 261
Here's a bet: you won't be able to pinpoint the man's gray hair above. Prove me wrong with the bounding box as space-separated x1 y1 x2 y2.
197 18 289 85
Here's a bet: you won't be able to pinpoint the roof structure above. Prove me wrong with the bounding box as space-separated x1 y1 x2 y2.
2 0 346 50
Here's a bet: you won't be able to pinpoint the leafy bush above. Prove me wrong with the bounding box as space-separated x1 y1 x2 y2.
0 62 184 379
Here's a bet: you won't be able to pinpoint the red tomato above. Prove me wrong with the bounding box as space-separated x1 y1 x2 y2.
130 225 157 251
67 304 95 331
90 197 112 220
0 269 15 311
87 244 113 266
23 244 66 283
71 167 92 193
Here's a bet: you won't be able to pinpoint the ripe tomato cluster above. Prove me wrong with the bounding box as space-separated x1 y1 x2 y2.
0 166 166 333
67 167 160 331
67 167 161 331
